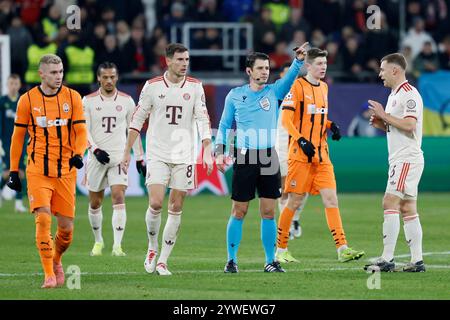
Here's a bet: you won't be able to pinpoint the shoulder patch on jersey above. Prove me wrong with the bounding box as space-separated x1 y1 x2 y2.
406 99 416 109
285 91 293 100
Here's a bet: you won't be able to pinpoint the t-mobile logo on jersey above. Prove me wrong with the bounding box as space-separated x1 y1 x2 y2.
166 105 183 125
102 116 117 133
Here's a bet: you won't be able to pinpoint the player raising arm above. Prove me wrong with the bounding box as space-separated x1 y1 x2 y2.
216 42 310 273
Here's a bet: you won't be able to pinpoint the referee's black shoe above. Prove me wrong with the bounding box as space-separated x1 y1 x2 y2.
224 259 239 273
264 261 285 273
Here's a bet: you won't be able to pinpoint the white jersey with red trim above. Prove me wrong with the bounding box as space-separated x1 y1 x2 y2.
385 80 424 165
83 89 144 164
130 72 212 164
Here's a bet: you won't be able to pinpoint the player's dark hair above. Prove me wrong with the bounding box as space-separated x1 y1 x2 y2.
381 53 407 70
97 61 118 76
245 52 269 69
166 43 188 58
306 48 328 64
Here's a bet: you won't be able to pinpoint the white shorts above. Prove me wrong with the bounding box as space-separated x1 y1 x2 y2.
385 162 424 200
86 158 128 192
146 159 195 190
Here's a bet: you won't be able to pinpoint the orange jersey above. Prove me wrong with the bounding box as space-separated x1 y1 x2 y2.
10 85 87 177
280 77 333 164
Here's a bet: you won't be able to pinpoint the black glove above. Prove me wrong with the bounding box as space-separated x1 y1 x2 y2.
297 137 316 158
93 148 110 165
330 122 341 141
136 160 147 177
69 154 84 170
7 171 22 192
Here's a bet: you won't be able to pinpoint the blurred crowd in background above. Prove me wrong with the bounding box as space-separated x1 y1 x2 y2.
0 0 449 85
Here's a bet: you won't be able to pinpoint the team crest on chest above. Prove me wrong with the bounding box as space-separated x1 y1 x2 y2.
183 93 191 101
259 97 270 111
116 105 122 112
392 100 397 107
63 103 70 113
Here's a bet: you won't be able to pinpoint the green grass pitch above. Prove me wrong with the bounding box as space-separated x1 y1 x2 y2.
0 193 449 300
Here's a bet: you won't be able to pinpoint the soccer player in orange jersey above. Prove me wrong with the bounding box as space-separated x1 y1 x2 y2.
7 54 87 288
276 48 365 263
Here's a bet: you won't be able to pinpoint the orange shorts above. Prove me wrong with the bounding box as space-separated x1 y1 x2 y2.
26 172 77 218
284 160 336 195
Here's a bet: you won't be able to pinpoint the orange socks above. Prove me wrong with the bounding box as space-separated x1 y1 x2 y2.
35 213 54 279
325 207 347 248
53 227 73 264
277 207 295 249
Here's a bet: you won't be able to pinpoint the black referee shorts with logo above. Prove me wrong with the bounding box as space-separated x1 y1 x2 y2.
231 147 281 202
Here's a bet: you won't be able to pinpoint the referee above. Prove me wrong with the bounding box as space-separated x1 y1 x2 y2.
215 42 309 273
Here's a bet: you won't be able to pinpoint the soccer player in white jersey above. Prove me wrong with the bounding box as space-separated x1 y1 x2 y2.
83 62 145 257
365 53 426 272
121 43 213 275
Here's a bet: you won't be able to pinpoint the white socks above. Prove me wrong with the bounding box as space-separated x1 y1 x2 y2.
112 204 127 248
381 209 423 263
381 210 400 262
158 211 181 265
145 207 162 252
88 206 103 243
403 214 423 263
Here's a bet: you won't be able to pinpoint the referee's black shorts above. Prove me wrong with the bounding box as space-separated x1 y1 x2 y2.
231 147 281 202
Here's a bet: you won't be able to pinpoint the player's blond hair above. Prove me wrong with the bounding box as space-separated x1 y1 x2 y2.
39 54 62 68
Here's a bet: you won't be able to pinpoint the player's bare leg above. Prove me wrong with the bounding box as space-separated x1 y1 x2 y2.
111 184 127 256
156 189 186 275
53 213 74 287
144 184 165 273
400 199 425 272
88 190 105 256
34 207 56 288
224 200 248 273
320 188 364 262
276 192 306 263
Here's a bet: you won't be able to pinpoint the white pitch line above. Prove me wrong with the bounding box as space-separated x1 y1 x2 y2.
1 252 449 278
1 265 450 278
